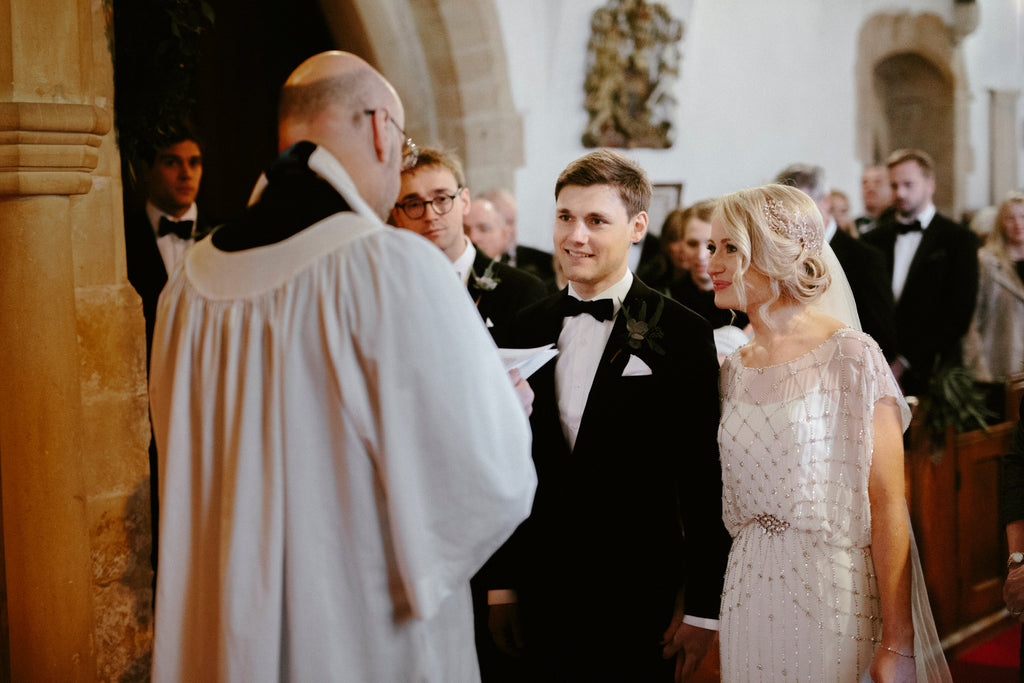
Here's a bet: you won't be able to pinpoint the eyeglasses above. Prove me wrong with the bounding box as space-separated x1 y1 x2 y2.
363 109 418 170
395 188 463 220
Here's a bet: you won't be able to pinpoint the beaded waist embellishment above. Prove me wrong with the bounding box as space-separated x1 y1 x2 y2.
753 513 790 536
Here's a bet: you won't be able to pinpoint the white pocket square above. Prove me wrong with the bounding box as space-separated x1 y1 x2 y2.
622 354 652 377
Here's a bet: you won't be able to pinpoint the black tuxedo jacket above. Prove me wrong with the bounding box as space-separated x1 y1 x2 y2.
862 211 979 393
468 249 547 339
511 244 556 285
124 208 218 361
490 276 731 679
829 228 898 361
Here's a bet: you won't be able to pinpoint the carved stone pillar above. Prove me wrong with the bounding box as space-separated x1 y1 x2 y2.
0 102 104 681
0 0 150 680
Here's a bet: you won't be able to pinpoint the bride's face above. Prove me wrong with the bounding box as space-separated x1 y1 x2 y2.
708 216 769 312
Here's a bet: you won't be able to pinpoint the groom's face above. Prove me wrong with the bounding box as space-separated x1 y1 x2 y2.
553 183 646 299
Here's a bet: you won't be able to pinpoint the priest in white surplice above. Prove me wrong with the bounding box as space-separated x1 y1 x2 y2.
148 52 537 683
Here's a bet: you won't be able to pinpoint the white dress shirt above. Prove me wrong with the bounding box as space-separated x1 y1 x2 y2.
892 204 936 302
147 201 199 275
451 235 476 285
555 271 632 451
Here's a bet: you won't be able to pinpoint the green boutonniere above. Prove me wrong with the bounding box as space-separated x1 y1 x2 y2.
620 298 666 356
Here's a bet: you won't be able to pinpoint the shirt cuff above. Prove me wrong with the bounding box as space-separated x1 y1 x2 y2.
683 614 720 631
487 589 518 605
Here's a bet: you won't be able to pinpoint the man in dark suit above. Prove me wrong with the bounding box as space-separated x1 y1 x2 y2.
478 187 559 286
125 130 216 361
486 149 731 682
124 128 215 586
855 164 893 235
391 147 546 338
774 163 898 361
862 148 980 396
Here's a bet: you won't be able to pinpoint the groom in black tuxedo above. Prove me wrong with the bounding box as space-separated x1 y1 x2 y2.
486 150 731 682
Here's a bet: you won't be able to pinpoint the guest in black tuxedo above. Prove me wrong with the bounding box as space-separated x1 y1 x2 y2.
855 165 894 235
478 187 559 287
466 196 512 261
775 163 898 362
391 147 546 339
486 149 731 682
125 131 216 361
123 128 215 589
862 149 980 396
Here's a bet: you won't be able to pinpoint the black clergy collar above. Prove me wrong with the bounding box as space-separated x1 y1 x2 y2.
212 142 352 252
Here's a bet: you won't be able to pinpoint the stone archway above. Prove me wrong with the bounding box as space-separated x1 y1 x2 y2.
320 0 524 193
856 12 973 217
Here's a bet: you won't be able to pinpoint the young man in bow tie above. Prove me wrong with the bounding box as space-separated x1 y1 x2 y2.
390 146 546 339
125 129 216 361
485 149 731 682
124 128 218 587
861 148 979 396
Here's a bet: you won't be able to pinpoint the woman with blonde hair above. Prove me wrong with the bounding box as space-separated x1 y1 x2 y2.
965 192 1024 394
709 184 949 682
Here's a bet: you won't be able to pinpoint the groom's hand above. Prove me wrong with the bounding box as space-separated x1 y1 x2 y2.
661 621 716 682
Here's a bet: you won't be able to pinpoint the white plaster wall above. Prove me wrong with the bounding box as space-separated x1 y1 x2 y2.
962 0 1024 206
494 0 1020 251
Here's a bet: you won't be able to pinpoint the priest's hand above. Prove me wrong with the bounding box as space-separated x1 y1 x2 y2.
488 602 524 657
661 619 716 682
509 369 534 416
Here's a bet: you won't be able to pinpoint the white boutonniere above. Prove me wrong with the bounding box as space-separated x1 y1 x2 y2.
471 258 502 290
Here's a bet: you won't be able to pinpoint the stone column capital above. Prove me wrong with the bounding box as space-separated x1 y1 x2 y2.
0 102 112 196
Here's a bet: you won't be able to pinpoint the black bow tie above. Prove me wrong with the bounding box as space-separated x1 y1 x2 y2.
158 216 195 240
896 220 922 235
559 294 615 321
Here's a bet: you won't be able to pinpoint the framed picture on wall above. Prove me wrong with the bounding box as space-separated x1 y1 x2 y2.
648 183 684 237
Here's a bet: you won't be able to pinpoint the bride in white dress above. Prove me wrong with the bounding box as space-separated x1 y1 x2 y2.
708 184 951 682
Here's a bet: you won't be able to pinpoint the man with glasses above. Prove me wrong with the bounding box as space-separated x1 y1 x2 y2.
392 146 546 338
148 51 537 682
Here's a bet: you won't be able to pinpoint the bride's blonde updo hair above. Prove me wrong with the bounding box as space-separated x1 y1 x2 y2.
713 184 831 327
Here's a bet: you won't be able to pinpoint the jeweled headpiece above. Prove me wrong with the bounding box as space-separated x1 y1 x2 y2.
763 197 822 254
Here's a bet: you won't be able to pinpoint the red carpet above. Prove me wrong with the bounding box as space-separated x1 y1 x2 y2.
950 623 1020 682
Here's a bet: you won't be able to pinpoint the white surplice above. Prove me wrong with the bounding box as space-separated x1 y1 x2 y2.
149 148 536 682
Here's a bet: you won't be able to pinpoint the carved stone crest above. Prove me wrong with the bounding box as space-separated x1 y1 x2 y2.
582 0 684 149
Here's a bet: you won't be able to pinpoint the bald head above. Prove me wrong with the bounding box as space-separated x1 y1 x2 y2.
478 188 518 244
277 51 406 219
465 198 510 259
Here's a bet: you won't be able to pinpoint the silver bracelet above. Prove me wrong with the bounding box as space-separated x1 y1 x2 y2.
882 645 915 659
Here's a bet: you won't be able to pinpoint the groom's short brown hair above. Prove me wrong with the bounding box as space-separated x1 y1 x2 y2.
555 149 652 218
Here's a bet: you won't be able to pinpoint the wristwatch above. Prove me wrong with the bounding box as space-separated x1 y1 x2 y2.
1009 552 1024 570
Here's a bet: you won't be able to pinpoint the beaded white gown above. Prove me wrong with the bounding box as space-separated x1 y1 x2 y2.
718 328 949 682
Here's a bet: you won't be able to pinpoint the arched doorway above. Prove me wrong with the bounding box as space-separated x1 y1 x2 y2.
873 51 955 211
856 12 971 218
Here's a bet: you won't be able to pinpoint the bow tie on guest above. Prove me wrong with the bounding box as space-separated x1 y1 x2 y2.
559 293 615 321
158 216 195 240
896 220 922 235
